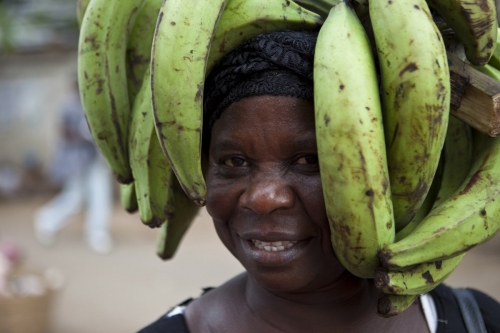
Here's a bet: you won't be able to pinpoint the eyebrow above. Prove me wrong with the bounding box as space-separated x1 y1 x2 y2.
210 141 243 153
210 135 318 153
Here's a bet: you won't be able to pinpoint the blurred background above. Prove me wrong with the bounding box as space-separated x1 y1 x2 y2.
0 0 499 332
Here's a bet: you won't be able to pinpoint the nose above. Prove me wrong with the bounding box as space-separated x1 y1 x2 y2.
239 173 295 215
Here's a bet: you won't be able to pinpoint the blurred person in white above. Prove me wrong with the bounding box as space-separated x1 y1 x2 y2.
33 80 113 254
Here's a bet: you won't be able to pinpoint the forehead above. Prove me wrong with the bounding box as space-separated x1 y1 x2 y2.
209 95 316 149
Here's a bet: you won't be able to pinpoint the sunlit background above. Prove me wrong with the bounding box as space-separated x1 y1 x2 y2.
0 0 499 332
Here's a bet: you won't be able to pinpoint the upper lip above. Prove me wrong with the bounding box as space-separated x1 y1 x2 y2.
239 231 307 242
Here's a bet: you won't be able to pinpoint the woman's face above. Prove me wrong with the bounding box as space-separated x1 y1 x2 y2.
206 95 345 292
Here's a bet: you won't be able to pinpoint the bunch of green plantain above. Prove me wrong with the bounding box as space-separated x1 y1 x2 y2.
78 0 323 259
78 0 500 316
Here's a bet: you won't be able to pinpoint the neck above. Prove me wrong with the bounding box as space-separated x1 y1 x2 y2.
242 272 425 333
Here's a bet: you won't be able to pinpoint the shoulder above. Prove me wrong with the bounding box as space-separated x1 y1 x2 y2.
184 273 248 332
138 274 247 333
137 297 194 333
430 284 500 333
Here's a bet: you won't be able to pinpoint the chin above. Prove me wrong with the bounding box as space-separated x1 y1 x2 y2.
252 274 308 293
246 265 330 294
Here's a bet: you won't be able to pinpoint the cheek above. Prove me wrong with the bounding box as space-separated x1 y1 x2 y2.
298 175 327 224
205 169 246 258
205 170 241 221
205 165 246 235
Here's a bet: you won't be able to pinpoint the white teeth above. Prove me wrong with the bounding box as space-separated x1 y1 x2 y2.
251 239 298 252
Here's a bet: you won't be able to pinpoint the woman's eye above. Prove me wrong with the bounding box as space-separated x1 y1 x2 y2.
295 155 318 165
222 157 248 167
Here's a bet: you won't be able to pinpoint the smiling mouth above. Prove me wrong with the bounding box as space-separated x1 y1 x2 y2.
251 239 298 252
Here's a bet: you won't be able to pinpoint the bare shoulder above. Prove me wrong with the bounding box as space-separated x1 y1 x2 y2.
184 273 247 332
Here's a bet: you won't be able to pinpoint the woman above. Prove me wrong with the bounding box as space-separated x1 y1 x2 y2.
139 30 500 333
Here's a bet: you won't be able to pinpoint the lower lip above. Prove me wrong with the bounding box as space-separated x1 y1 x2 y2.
240 238 311 267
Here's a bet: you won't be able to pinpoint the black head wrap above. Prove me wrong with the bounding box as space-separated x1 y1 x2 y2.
203 30 318 144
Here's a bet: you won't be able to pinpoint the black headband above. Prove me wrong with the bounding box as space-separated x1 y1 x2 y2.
203 30 318 138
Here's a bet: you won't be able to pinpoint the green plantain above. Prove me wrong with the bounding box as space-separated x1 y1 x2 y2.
151 0 229 206
120 182 138 213
380 131 500 270
375 253 465 295
314 1 394 278
377 294 419 317
433 117 474 208
157 179 201 260
395 154 443 242
427 0 497 65
370 0 450 231
129 69 175 228
126 0 163 104
78 0 145 184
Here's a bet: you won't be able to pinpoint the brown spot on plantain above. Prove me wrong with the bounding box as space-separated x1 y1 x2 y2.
147 217 164 229
411 178 429 203
340 224 352 236
374 270 390 289
324 114 331 126
435 261 442 269
378 250 394 269
459 172 482 195
382 179 389 194
480 209 487 216
399 63 418 77
477 0 490 12
413 4 420 9
95 79 105 95
170 21 176 26
219 39 226 53
390 123 399 147
84 34 98 50
195 84 203 102
386 221 393 230
377 296 393 317
422 271 434 284
486 37 494 49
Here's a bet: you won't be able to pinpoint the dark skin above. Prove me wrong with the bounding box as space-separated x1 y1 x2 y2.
185 95 429 333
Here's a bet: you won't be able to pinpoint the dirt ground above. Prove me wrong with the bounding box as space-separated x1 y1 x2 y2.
0 195 499 332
